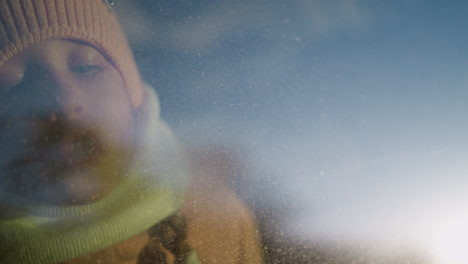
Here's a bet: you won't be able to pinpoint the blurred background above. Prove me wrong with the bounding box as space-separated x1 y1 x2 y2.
116 0 468 263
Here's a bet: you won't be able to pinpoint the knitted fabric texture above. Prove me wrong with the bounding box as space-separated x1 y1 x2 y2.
0 0 143 107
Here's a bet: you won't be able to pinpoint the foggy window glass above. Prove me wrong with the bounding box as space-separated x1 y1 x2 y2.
0 0 466 263
120 1 468 263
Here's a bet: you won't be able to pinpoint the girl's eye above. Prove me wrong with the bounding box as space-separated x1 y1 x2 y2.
70 65 102 75
0 78 23 98
0 70 24 93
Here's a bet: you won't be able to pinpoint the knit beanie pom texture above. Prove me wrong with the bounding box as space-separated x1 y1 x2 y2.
0 0 143 107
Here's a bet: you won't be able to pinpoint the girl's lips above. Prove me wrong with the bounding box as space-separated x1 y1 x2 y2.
7 136 104 173
54 139 103 166
1 116 106 171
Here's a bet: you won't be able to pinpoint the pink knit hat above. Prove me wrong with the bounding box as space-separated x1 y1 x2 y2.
0 0 143 107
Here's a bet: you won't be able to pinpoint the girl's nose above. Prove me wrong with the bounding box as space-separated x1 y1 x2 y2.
33 70 86 122
55 92 85 121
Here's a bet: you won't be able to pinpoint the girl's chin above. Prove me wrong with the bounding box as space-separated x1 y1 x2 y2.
7 168 122 206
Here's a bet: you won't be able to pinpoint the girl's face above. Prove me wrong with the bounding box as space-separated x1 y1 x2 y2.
0 40 137 205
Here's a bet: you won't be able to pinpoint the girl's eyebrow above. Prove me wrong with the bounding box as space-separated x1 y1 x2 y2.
68 45 105 65
67 40 115 66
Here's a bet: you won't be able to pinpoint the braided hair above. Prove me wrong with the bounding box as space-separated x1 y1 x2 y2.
137 212 192 264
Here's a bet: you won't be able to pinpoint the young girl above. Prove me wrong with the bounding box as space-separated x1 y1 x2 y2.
0 0 263 263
